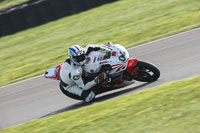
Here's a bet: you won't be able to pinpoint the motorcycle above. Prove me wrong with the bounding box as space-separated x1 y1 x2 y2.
45 44 160 100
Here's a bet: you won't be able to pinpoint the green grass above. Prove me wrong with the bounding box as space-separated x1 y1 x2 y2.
1 76 200 133
0 0 29 10
1 0 200 86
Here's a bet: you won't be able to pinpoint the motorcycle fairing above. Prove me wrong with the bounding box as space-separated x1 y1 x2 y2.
45 64 62 80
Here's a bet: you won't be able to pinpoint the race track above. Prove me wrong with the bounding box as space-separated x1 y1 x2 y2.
0 28 200 129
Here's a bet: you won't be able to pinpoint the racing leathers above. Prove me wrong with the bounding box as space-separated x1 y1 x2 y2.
59 45 108 102
60 58 97 102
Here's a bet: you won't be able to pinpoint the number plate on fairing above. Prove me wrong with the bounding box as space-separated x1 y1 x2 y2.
83 44 129 75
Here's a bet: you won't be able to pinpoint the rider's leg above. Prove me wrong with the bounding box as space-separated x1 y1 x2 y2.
60 83 95 102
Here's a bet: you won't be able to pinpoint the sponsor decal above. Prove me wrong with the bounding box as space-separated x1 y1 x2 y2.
112 64 124 72
73 75 81 80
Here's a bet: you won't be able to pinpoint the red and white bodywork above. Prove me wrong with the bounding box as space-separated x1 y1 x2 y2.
45 44 139 85
83 44 130 75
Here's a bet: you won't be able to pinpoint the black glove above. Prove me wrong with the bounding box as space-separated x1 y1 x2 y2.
94 72 107 84
104 51 111 59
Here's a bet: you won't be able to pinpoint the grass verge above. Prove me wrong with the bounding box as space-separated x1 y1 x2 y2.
1 76 200 132
0 0 29 10
1 0 200 86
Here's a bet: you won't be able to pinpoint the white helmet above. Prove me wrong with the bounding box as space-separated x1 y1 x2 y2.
68 45 85 65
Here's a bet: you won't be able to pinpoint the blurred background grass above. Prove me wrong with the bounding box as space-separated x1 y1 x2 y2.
0 0 200 86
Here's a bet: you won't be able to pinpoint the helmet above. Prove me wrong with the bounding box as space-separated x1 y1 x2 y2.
68 45 85 65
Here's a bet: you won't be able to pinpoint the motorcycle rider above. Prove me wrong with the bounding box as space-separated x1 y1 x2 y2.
59 45 108 102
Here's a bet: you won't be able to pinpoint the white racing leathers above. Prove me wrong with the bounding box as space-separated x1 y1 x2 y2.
59 58 96 102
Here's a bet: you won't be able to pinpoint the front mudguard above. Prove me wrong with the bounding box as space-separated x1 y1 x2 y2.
126 58 139 75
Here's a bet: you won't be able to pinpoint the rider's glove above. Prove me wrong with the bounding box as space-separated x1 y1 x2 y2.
94 72 107 84
104 51 111 59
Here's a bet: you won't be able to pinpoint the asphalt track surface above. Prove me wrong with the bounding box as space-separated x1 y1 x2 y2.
0 28 200 129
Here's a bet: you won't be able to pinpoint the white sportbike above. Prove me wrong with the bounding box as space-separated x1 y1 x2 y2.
45 44 160 100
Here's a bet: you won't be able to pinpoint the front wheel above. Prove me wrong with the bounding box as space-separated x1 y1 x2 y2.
132 61 160 82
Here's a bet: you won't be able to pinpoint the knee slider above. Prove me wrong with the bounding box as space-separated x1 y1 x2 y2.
81 90 91 99
81 90 96 102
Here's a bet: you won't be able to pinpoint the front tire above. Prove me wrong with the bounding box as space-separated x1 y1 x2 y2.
132 61 160 82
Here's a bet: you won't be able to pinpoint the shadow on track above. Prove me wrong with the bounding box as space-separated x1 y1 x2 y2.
40 82 150 118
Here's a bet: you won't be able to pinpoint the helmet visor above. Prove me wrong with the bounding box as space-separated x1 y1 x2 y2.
73 54 85 62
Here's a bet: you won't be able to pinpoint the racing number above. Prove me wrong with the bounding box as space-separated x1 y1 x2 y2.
119 51 126 62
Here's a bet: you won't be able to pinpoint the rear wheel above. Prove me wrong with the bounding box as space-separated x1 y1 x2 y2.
132 61 160 82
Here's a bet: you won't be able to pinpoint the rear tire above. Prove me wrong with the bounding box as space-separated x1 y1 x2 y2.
132 61 160 82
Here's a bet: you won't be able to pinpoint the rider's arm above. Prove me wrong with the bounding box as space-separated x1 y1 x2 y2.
70 71 97 90
85 45 101 55
85 45 111 55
